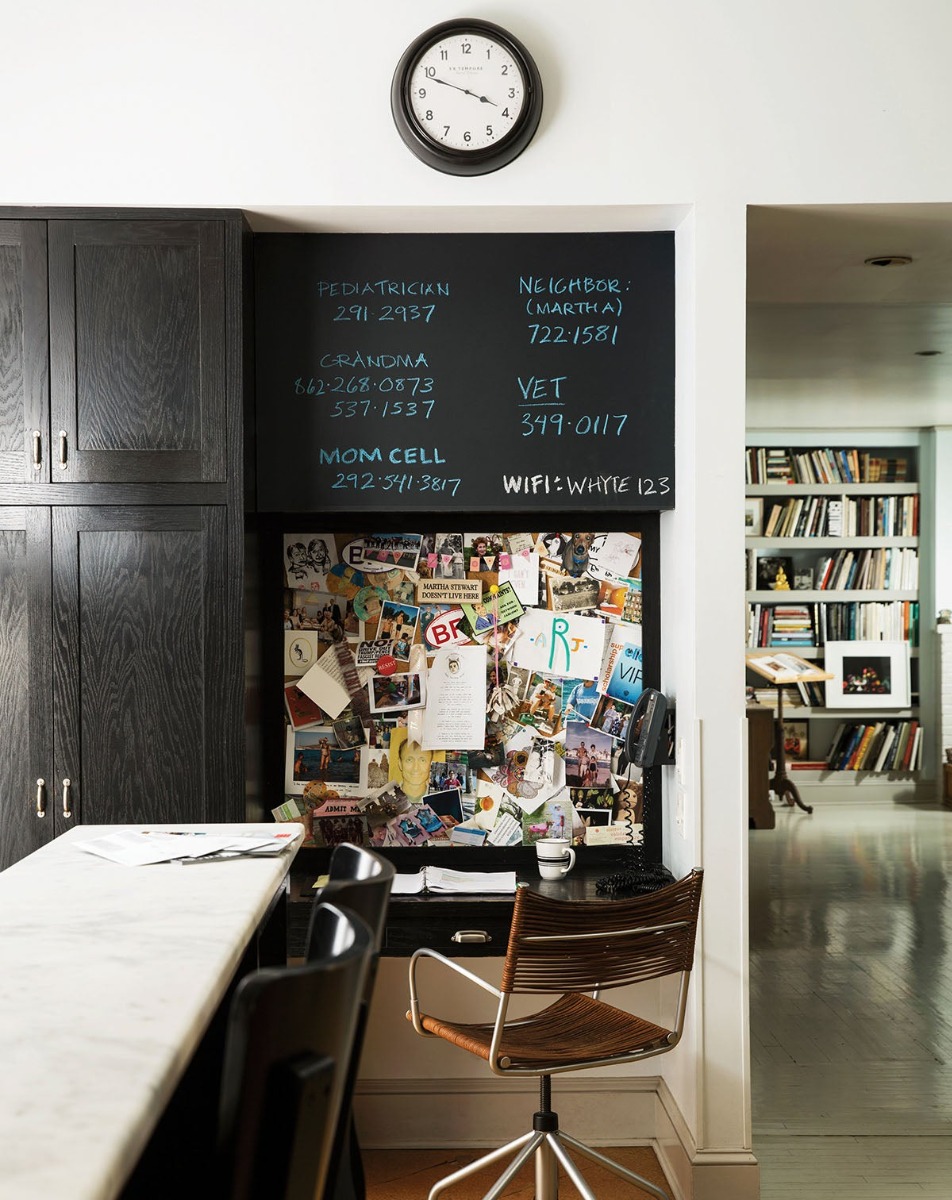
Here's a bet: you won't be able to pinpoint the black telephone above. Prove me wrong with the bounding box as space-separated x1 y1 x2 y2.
623 688 670 768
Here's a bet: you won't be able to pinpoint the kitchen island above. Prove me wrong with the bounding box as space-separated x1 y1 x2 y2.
0 823 303 1200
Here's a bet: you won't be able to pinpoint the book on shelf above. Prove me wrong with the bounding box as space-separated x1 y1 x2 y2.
862 453 909 483
796 679 827 706
747 446 912 485
745 652 833 685
814 547 918 592
827 499 843 535
872 725 897 773
847 724 877 769
746 600 918 648
748 685 807 708
825 719 921 772
789 759 830 771
908 725 922 771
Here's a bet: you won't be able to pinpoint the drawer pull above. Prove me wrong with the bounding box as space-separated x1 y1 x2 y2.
58 431 68 470
62 778 72 819
450 930 492 944
35 778 47 818
31 430 42 469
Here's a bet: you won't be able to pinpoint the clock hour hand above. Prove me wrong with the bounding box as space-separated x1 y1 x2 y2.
432 76 498 106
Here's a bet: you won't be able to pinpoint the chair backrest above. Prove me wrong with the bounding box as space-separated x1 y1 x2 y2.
217 902 373 1200
500 868 703 996
307 844 394 1200
307 842 396 956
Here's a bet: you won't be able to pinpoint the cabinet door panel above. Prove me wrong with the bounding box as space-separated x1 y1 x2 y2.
52 506 235 826
0 222 49 483
0 508 53 868
49 221 225 484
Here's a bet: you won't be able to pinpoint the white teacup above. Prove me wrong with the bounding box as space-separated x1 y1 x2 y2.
536 837 576 881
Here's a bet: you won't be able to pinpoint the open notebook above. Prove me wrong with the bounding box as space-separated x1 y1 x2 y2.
391 866 518 895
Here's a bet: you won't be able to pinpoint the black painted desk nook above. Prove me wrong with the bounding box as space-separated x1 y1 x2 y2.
289 846 674 959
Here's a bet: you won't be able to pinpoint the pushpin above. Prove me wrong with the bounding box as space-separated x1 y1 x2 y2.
489 584 499 594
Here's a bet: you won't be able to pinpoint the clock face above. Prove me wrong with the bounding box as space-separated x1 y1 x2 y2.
392 19 543 175
407 30 527 153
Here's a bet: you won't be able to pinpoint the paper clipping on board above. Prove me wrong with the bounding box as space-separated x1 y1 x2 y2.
422 646 488 750
296 645 353 719
512 609 606 680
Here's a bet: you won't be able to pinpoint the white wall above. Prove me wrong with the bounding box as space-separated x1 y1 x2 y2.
10 3 952 1194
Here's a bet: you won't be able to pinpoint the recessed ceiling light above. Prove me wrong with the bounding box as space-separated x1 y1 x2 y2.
863 255 913 268
915 350 942 357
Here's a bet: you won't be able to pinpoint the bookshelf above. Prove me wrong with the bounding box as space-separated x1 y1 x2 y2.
745 439 925 790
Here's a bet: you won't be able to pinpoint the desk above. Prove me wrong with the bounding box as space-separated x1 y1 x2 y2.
0 823 302 1200
291 856 671 959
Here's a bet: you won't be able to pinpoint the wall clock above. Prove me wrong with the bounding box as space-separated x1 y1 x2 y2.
391 18 543 176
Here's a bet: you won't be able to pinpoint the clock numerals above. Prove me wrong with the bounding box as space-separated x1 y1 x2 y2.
393 19 543 175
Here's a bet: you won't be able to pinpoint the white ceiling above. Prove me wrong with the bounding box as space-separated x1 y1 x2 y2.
747 204 952 404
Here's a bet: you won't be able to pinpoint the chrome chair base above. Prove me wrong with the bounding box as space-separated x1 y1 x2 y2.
427 1127 671 1200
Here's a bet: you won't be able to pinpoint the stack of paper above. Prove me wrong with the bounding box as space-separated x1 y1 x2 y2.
76 829 300 867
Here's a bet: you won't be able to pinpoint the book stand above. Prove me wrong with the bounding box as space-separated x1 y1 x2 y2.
746 653 833 817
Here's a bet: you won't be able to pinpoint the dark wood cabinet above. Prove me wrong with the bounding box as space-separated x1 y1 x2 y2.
0 505 243 869
747 705 776 829
1 218 226 486
0 222 49 484
0 508 53 868
0 209 251 871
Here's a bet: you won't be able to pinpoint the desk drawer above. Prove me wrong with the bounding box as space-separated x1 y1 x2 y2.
383 898 512 957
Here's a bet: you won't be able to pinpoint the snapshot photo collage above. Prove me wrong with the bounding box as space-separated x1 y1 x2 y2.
276 531 647 851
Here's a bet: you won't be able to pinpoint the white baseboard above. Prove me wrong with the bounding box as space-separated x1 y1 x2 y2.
653 1078 760 1200
354 1077 760 1200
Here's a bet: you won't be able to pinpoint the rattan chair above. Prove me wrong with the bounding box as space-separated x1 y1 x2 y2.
407 868 703 1200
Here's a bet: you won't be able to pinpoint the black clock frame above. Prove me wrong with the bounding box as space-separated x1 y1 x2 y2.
391 18 543 177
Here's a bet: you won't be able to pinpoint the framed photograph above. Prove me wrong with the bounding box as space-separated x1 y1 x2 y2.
744 498 764 537
824 641 911 709
782 720 809 761
755 555 794 590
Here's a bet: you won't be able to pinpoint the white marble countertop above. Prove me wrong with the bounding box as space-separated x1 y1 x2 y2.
0 823 303 1200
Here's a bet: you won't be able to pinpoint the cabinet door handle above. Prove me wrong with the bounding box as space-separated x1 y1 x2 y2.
58 431 68 470
450 930 492 944
62 778 72 820
35 779 47 818
31 430 42 470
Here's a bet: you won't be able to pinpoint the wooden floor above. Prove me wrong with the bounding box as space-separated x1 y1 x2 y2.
750 796 952 1198
363 1145 669 1199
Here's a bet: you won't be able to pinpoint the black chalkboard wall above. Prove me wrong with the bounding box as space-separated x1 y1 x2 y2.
254 232 674 513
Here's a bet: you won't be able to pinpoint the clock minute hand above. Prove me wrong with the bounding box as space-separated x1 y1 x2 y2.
432 76 468 95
